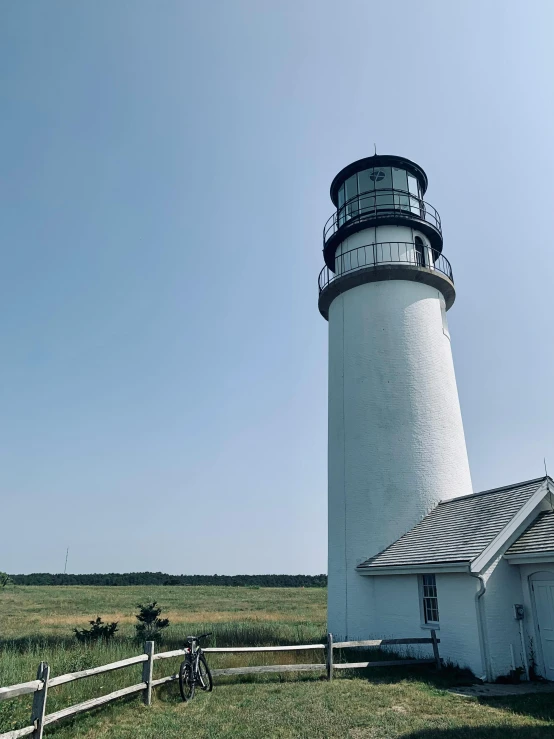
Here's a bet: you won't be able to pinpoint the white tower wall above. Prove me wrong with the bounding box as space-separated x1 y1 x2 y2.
327 269 473 639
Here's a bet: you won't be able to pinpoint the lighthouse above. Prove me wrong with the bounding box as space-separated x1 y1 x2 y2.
319 155 473 639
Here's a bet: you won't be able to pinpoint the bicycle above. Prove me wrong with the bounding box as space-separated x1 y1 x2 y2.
179 633 213 701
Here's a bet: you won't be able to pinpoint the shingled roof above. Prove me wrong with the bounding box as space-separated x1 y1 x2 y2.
505 510 554 556
357 477 548 572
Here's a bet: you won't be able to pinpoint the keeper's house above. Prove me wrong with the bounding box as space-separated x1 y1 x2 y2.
357 476 554 681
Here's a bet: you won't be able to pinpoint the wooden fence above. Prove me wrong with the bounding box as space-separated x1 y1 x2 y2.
0 631 440 738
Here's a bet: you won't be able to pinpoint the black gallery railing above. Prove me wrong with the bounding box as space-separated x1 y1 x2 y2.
318 242 454 294
323 189 442 244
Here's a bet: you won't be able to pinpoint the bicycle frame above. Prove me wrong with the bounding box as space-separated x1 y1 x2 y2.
185 637 209 687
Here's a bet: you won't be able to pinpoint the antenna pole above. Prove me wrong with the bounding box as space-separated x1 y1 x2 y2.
64 547 69 575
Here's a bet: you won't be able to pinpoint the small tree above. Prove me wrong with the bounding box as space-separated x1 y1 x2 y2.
0 573 12 590
135 602 170 643
74 616 119 643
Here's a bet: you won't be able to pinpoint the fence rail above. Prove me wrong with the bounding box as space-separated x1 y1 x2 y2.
0 632 440 738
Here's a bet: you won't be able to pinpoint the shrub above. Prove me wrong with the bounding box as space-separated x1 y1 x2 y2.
0 572 12 589
74 616 119 643
135 602 170 643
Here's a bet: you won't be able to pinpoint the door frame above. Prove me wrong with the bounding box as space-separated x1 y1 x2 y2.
530 570 554 680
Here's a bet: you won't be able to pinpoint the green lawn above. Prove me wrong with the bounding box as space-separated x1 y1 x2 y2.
1 586 553 738
45 677 554 739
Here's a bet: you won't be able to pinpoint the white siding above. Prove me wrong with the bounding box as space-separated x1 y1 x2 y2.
337 572 484 675
481 556 525 678
345 574 422 642
435 573 483 675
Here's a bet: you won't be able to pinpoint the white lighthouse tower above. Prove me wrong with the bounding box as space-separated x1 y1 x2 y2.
319 155 473 639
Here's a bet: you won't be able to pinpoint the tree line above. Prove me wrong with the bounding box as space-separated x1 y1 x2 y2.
9 572 327 587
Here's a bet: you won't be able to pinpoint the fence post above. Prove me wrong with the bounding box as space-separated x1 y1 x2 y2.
31 662 50 739
326 633 334 681
142 641 155 705
430 630 441 670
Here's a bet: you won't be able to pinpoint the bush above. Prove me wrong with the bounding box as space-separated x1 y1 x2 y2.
135 602 170 643
74 616 119 643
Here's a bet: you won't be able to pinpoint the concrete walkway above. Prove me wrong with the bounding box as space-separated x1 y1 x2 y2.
450 682 554 698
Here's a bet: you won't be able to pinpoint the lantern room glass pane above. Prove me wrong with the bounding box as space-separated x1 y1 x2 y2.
376 189 394 210
372 166 392 190
345 174 358 200
357 169 373 195
345 174 359 220
408 175 419 196
373 167 393 210
359 190 375 215
393 168 410 211
408 175 421 215
392 168 408 192
338 184 345 208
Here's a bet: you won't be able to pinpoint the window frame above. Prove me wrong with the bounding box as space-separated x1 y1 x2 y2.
419 574 440 629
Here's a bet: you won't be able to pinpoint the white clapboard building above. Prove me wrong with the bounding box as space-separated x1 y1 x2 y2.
318 154 554 681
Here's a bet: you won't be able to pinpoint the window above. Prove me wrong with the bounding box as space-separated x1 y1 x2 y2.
421 574 439 625
414 236 426 267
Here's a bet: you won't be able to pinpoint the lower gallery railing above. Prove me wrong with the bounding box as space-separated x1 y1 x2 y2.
0 632 440 738
318 242 454 294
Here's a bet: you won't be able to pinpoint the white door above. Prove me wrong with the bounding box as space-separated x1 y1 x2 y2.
534 580 554 680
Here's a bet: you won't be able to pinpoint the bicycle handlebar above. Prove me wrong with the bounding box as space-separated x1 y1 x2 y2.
186 632 213 643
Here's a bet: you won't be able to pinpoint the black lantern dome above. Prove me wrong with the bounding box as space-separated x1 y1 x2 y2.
323 154 443 270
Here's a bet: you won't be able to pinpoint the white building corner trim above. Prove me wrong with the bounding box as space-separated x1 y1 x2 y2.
470 480 550 574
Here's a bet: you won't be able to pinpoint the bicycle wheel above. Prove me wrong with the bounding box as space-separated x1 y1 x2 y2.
198 654 213 692
179 659 195 701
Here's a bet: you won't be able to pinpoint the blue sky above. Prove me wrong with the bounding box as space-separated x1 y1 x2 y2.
1 1 553 575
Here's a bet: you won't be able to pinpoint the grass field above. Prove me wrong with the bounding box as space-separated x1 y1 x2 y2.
1 586 553 738
0 585 326 642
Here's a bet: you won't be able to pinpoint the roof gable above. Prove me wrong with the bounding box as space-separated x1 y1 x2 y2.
357 477 549 572
505 510 554 556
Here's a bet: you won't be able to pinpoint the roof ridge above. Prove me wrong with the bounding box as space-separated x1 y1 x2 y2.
438 476 548 505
